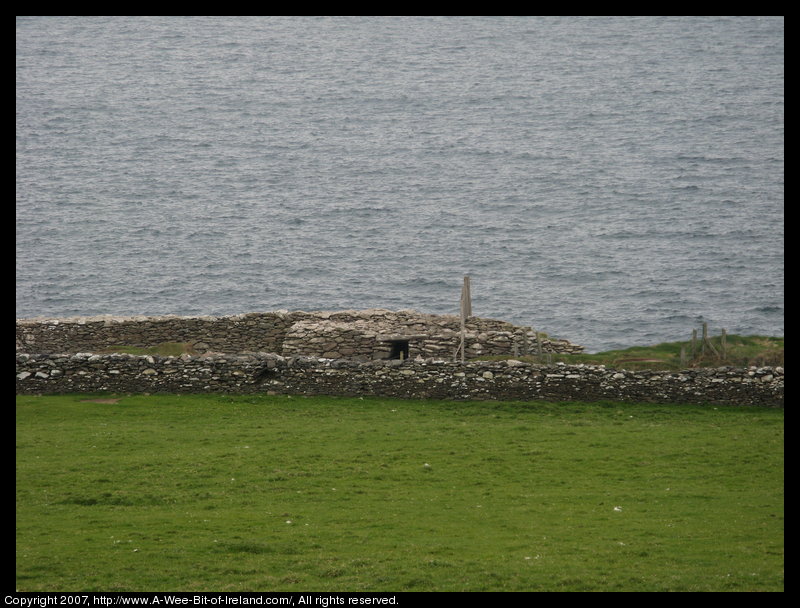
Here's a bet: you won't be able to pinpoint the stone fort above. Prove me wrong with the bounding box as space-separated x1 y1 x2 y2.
15 308 582 361
15 310 782 407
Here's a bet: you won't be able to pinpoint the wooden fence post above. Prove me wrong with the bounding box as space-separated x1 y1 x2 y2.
721 328 727 361
701 323 707 355
703 323 719 357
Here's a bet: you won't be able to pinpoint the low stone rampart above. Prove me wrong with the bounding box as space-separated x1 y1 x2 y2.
14 312 296 356
15 309 583 360
16 352 784 407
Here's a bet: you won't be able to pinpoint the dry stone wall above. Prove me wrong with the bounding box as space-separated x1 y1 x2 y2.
280 310 580 360
14 312 297 356
15 309 583 360
16 352 784 407
16 310 782 407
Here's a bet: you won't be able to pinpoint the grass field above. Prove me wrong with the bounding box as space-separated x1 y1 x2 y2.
480 334 784 371
15 394 784 592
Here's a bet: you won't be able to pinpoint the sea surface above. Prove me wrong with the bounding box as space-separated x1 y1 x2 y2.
16 16 784 352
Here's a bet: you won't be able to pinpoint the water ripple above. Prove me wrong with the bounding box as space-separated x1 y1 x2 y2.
16 16 784 352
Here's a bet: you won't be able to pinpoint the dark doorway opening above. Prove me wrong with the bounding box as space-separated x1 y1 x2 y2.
388 340 410 360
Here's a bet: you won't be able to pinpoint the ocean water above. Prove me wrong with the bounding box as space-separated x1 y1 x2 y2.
16 16 783 352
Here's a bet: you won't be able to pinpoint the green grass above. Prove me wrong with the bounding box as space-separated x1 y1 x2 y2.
100 342 197 357
98 335 784 371
16 394 783 592
481 335 784 371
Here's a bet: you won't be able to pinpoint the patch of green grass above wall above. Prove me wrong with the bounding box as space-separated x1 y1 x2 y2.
16 394 783 592
480 335 784 371
100 342 197 357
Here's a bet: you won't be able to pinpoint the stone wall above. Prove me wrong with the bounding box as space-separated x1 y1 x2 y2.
16 352 784 408
279 309 581 360
14 312 296 356
15 309 583 361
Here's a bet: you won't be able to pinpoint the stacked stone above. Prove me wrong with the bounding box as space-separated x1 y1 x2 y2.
17 309 584 360
279 309 584 359
16 352 783 408
15 312 295 355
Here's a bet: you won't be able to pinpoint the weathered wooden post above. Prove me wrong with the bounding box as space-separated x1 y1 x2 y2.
721 328 727 361
701 323 707 356
457 275 472 364
703 322 719 357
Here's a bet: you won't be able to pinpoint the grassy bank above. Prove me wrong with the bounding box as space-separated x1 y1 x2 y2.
16 394 783 592
100 342 198 357
481 334 784 371
100 335 785 372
